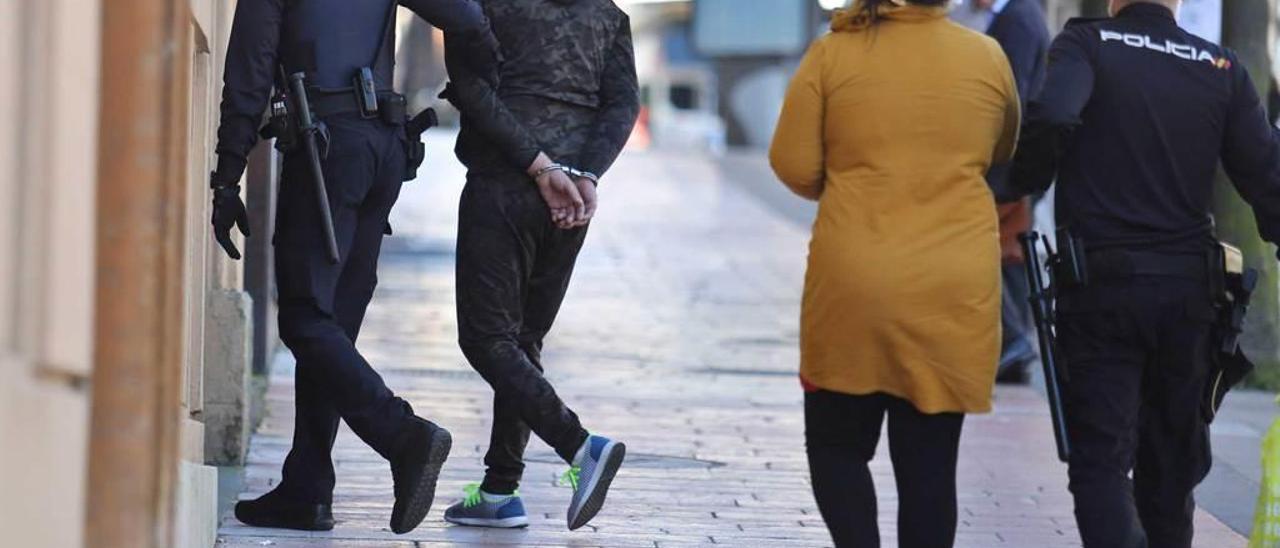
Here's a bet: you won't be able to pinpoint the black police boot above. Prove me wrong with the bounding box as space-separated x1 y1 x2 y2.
233 489 334 531
389 416 453 534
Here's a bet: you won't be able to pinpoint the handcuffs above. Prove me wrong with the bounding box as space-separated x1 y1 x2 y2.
531 163 599 186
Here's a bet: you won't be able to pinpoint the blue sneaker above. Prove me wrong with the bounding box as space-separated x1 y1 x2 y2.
443 484 529 529
562 435 626 530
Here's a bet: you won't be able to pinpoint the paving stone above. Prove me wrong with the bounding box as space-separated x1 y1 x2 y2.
216 539 417 547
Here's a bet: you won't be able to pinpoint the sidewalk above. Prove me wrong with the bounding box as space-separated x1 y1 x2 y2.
216 135 1248 547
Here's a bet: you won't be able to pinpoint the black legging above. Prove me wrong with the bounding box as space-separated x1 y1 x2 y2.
805 390 965 548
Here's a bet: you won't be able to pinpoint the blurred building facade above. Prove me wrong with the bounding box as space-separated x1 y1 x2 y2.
0 0 101 546
656 0 1227 147
631 0 1083 150
0 1 463 545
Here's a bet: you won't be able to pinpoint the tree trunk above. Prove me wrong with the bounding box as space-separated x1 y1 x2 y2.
1220 0 1280 380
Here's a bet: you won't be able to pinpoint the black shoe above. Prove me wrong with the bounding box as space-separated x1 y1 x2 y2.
389 417 453 534
234 490 334 531
996 359 1032 385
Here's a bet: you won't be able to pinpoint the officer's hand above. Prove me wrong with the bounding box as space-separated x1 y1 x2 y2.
572 177 597 227
535 169 585 229
211 184 251 260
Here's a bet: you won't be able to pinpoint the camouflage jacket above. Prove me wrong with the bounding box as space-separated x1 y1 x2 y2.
445 0 639 179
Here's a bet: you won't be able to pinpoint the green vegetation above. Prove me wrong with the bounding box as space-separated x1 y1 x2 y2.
1221 0 1280 391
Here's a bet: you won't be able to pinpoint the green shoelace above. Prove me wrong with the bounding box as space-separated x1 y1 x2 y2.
461 482 519 508
561 466 581 490
462 483 484 508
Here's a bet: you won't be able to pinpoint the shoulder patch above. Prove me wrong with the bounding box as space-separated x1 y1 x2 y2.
1098 29 1233 69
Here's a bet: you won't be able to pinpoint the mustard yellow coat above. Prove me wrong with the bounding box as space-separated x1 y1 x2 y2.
769 4 1020 414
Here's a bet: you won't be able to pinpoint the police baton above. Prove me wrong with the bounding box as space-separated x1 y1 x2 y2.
288 72 341 264
1019 231 1071 463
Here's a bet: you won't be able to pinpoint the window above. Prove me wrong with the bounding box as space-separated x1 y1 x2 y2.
693 0 810 57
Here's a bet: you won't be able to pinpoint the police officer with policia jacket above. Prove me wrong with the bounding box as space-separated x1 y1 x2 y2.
997 0 1280 546
208 0 500 535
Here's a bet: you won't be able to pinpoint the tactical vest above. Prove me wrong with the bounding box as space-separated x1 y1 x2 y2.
279 0 397 90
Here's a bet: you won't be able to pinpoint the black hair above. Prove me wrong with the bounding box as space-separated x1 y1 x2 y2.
854 0 950 26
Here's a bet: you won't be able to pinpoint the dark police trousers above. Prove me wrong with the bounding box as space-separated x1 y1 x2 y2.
455 172 591 495
1058 275 1214 548
273 113 415 504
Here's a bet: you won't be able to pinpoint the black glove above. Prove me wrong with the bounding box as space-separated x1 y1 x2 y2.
211 181 251 260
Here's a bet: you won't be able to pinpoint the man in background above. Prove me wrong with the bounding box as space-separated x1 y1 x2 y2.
952 0 1051 383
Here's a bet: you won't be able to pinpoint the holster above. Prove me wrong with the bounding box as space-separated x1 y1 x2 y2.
1202 241 1258 423
401 107 437 182
261 92 299 153
260 88 331 158
356 92 435 181
1204 349 1255 423
1050 228 1089 289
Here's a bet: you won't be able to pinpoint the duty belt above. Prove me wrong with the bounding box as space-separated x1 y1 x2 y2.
310 89 405 120
1084 249 1210 281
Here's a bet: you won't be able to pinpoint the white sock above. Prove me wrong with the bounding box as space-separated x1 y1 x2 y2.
571 436 592 467
480 490 514 503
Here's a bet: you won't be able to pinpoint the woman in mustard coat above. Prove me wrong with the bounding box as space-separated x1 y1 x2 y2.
769 0 1019 545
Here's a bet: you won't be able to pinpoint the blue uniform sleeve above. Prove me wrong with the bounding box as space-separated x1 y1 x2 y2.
575 17 640 180
1220 59 1280 251
402 0 501 82
1002 24 1096 202
399 0 484 33
212 0 286 185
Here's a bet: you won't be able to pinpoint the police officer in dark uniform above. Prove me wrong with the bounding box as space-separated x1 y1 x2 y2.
1000 0 1280 546
208 0 499 535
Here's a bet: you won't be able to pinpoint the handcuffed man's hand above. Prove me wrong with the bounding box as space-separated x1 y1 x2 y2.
211 183 251 260
571 177 597 227
535 169 585 229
